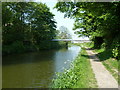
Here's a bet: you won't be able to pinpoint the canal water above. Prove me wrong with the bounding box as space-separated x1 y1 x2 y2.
2 45 81 88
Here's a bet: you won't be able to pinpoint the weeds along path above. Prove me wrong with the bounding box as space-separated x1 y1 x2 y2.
86 48 118 88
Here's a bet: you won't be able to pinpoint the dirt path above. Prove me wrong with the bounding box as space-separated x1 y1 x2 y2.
86 48 118 88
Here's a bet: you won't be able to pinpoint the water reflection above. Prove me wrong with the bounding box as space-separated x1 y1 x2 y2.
2 45 81 88
54 46 81 72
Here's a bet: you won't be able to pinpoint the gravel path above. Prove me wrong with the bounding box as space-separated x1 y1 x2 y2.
86 48 118 88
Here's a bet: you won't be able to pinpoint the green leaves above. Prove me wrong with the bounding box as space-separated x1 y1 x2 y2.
2 2 57 54
55 2 120 59
57 26 72 39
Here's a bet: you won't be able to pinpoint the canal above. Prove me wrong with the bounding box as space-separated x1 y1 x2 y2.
2 45 81 88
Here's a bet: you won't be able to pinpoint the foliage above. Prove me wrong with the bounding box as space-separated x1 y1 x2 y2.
2 2 59 55
56 26 72 39
54 2 120 60
3 41 25 55
51 48 97 88
112 48 118 58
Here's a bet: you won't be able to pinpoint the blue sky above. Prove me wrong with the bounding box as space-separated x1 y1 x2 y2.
34 0 89 40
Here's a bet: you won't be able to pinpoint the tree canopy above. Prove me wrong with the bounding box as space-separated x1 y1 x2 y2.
2 2 58 55
54 2 120 59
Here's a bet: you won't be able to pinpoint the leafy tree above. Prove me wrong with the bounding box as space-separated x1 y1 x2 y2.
58 26 72 39
2 2 57 55
54 2 120 59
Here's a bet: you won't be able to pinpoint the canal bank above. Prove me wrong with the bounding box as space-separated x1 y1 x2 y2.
51 47 98 88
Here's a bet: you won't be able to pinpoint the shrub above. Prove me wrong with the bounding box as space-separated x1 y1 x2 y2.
112 47 118 59
51 61 79 88
2 41 25 55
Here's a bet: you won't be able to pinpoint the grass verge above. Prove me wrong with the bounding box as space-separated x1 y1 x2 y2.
51 47 98 88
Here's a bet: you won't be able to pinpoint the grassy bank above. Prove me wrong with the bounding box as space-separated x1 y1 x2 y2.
51 47 98 88
80 42 118 81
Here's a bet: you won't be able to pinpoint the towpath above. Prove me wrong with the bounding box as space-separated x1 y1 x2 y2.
86 48 118 88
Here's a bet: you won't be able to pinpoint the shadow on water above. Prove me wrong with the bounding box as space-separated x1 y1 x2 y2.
2 46 81 88
2 50 57 66
2 50 57 88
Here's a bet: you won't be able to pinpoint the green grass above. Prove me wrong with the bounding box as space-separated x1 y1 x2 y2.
118 61 120 85
72 48 98 88
74 42 94 49
80 42 118 81
51 47 98 88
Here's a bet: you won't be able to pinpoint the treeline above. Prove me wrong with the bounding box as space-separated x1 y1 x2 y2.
56 26 72 39
2 2 60 55
55 2 120 60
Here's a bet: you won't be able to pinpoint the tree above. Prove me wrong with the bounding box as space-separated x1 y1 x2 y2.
2 2 57 54
54 2 120 59
58 26 72 39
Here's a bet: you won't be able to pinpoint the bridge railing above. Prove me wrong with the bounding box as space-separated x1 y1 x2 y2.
52 39 91 42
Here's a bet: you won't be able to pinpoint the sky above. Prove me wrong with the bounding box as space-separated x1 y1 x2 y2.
34 0 89 40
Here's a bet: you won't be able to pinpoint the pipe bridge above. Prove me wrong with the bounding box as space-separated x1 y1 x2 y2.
52 39 91 43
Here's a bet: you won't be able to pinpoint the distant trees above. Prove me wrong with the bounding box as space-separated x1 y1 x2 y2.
57 26 72 39
54 2 120 59
2 2 57 55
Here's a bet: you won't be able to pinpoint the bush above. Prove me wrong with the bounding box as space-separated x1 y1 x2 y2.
112 48 118 59
11 41 25 53
51 61 79 88
111 40 120 60
2 41 25 55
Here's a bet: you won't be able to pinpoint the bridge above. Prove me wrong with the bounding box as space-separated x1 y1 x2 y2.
52 39 91 43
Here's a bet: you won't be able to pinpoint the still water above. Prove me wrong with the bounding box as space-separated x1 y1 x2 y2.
2 45 81 88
